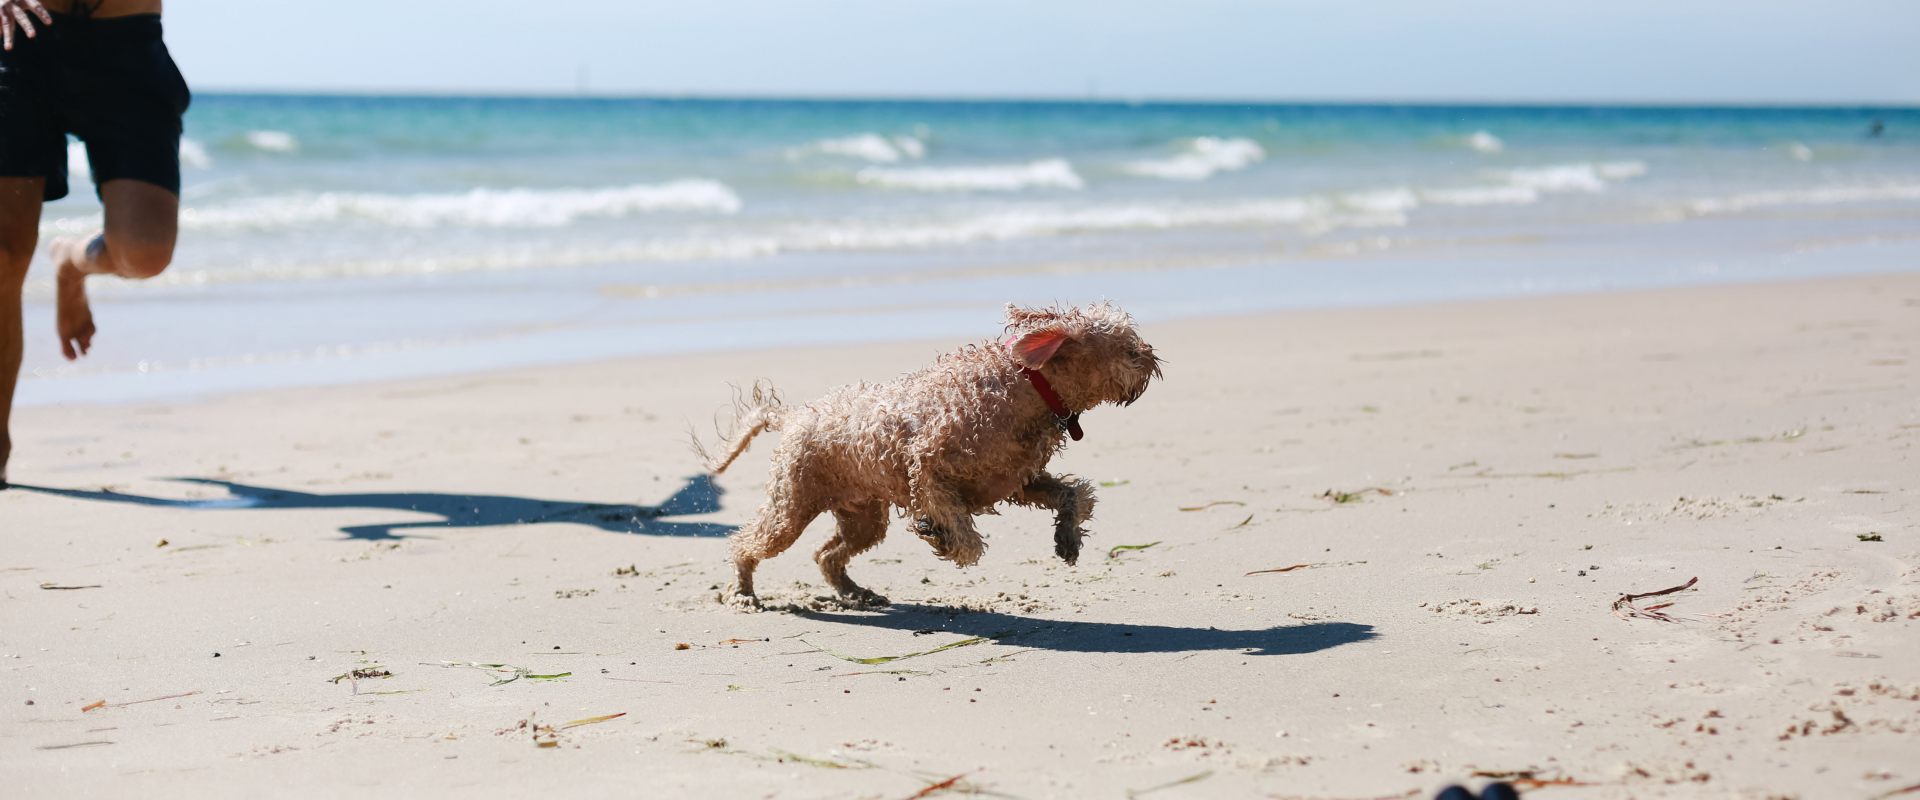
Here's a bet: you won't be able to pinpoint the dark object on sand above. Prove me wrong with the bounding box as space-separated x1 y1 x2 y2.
1481 784 1519 800
1436 784 1517 800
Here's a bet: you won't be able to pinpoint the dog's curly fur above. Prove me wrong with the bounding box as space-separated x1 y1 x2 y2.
704 302 1162 608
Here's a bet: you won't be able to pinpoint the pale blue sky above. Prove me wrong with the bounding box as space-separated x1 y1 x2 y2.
166 0 1918 103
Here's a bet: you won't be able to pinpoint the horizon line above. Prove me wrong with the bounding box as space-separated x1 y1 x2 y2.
185 87 1920 111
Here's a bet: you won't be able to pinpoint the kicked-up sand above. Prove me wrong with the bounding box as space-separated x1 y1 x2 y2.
2 274 1917 799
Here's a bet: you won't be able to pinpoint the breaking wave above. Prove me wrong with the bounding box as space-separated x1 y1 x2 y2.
1122 137 1266 181
242 130 299 153
1688 183 1920 213
1418 186 1539 206
1497 161 1647 193
180 138 213 169
48 192 1409 292
159 180 743 231
67 141 90 181
855 159 1084 192
1466 131 1504 153
1340 188 1420 213
788 132 926 163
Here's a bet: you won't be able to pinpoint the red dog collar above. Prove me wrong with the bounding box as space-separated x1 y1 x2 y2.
1020 367 1083 441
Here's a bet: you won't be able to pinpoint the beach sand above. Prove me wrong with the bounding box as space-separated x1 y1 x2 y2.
3 274 1917 799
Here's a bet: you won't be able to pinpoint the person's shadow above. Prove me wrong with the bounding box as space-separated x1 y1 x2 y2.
13 474 735 541
802 606 1377 657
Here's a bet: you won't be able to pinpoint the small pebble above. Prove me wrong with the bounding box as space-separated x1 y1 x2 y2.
25 699 34 706
212 652 221 658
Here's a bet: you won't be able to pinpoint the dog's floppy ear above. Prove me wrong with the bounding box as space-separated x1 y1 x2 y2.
1007 328 1072 369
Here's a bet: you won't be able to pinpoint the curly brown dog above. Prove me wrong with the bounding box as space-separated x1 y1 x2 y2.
705 302 1162 608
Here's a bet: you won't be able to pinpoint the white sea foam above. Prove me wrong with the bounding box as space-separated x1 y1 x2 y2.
243 130 299 153
1688 184 1920 214
783 198 1344 249
179 139 213 169
1500 164 1605 192
172 180 742 231
1122 137 1266 181
790 133 925 163
1497 161 1647 193
67 141 90 181
1340 188 1420 213
1466 131 1504 153
1418 186 1539 206
856 159 1084 192
39 191 1412 292
1595 161 1646 179
1789 142 1814 162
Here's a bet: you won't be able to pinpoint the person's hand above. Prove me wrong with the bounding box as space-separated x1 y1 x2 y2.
2 0 53 51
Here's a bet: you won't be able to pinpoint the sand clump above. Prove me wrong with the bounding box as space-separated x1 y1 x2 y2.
1421 598 1539 622
1781 679 1920 739
1590 494 1807 522
1844 591 1920 623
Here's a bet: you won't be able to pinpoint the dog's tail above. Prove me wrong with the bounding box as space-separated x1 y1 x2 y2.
697 380 788 475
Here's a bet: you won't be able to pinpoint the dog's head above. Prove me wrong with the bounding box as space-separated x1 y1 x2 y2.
1002 302 1162 409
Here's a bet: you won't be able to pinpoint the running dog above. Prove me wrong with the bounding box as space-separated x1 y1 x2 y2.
705 302 1162 608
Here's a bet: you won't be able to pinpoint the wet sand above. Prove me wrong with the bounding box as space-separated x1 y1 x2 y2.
4 273 1917 799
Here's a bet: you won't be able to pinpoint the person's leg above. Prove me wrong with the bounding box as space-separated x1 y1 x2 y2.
0 177 47 487
49 178 176 360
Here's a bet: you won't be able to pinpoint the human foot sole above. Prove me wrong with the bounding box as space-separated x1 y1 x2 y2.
51 238 97 361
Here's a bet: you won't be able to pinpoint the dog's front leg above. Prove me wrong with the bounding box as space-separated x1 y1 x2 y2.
911 514 987 568
1012 472 1096 565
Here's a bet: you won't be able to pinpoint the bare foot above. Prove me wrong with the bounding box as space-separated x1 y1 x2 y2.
50 237 96 361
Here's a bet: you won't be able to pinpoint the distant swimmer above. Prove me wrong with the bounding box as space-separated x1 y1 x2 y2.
1 0 188 487
1868 118 1884 137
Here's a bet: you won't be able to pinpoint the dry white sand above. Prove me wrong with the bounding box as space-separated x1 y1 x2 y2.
4 274 1917 799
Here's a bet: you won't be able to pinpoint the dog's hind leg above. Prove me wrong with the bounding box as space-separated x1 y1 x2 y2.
1011 472 1096 566
726 494 821 607
815 501 891 607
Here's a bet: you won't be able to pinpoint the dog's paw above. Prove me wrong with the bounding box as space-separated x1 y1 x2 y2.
839 587 891 608
1054 524 1085 566
720 586 763 612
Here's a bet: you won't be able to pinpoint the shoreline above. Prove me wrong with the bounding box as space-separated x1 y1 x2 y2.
19 229 1920 407
4 273 1917 798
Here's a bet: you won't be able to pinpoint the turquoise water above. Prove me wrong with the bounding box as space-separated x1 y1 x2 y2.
21 97 1920 404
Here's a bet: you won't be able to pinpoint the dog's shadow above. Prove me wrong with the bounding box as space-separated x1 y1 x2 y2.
804 607 1377 657
13 474 735 541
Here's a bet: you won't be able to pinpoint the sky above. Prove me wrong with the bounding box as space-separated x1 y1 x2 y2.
166 0 1919 104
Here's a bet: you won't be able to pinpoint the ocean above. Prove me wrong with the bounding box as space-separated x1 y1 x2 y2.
20 97 1920 405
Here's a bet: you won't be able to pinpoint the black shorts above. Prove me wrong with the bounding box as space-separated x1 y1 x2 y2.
0 13 190 202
